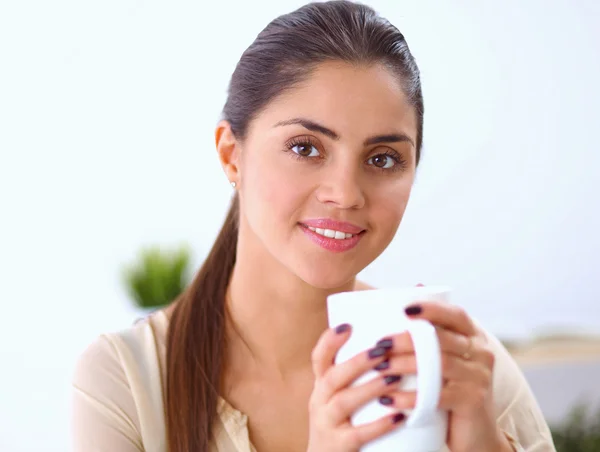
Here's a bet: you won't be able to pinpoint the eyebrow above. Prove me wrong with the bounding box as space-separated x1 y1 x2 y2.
273 117 415 148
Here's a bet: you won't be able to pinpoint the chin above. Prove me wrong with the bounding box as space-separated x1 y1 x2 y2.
295 262 360 291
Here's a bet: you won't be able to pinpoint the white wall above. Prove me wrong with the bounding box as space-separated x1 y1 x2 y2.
0 0 598 450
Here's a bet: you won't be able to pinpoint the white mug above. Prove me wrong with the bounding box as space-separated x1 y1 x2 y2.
327 286 451 452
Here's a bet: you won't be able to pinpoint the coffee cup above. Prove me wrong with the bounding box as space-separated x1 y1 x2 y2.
327 286 451 452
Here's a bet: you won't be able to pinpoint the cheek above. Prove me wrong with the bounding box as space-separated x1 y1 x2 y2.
371 179 413 236
243 154 308 232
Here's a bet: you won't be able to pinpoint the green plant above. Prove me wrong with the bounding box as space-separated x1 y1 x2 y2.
551 403 600 452
122 245 192 309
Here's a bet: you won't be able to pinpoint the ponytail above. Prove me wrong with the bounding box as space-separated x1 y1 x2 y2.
165 194 239 452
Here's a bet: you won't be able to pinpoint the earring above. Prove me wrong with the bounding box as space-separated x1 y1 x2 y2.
231 181 237 188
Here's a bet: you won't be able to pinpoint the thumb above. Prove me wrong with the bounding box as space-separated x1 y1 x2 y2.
311 323 352 378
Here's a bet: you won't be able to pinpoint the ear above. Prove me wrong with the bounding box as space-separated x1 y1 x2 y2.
215 120 241 186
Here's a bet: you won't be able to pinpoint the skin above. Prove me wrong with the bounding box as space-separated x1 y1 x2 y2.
214 61 514 452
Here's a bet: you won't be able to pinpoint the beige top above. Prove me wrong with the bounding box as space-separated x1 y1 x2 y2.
71 309 556 452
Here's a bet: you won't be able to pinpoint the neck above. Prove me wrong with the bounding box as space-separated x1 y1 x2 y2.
225 227 355 380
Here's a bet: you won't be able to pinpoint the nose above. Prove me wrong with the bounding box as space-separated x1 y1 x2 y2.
316 166 366 210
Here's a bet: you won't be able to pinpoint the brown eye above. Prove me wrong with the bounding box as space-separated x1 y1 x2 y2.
291 142 320 157
369 154 394 169
298 144 312 156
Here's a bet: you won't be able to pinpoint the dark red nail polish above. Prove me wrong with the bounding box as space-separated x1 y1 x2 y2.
405 305 422 316
374 359 390 371
379 396 394 406
375 338 393 350
368 346 387 359
384 375 402 385
335 323 351 334
392 412 406 424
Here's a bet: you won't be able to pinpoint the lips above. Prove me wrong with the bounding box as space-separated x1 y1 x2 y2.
305 226 355 240
299 218 366 253
300 218 365 235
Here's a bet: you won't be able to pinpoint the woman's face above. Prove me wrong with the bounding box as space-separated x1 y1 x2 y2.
229 61 418 289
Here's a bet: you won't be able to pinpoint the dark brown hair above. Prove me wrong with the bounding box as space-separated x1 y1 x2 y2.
166 1 424 450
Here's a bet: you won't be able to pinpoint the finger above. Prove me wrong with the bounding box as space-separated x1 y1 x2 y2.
326 373 403 425
374 328 472 359
403 301 477 336
342 411 407 450
374 354 417 376
311 323 352 378
313 343 389 403
375 352 490 387
377 390 417 410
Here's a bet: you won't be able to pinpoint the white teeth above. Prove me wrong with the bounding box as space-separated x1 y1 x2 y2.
334 230 345 239
306 226 354 240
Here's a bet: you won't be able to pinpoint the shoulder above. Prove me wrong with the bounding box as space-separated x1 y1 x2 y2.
75 308 169 375
73 333 123 391
72 309 168 404
71 309 170 450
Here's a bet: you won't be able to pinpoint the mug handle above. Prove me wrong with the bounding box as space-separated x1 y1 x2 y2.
404 318 442 427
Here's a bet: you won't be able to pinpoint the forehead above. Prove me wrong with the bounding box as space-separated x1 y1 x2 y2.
250 61 417 143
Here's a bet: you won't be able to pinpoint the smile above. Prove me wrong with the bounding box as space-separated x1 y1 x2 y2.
299 221 365 253
306 226 354 240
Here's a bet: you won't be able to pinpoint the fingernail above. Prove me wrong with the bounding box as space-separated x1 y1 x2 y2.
392 412 406 424
374 359 390 371
379 395 394 406
416 283 425 287
384 375 402 385
335 323 351 334
375 338 393 350
405 305 422 316
368 346 387 359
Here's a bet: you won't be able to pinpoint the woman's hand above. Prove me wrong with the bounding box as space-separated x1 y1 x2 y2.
307 324 405 452
371 302 514 452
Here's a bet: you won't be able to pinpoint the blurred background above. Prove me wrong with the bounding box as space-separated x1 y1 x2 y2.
1 0 599 451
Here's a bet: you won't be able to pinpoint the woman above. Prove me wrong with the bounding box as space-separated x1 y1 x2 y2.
72 1 556 451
